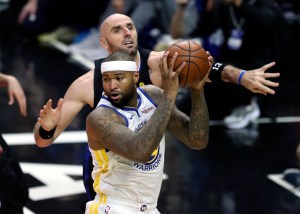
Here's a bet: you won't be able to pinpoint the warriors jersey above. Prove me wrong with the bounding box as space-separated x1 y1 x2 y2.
83 48 153 202
89 87 165 206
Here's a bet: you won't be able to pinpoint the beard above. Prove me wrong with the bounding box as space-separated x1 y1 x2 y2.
109 43 138 56
108 84 136 109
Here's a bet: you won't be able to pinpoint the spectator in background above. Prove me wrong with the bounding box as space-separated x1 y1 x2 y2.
170 0 206 40
171 0 289 129
100 0 139 23
129 0 177 49
0 72 28 214
0 0 109 41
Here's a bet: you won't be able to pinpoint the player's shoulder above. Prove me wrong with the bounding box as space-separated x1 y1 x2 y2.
140 84 160 91
66 69 95 103
90 102 124 126
71 69 94 86
140 85 163 101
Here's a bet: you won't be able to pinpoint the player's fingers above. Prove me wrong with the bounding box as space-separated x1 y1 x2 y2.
255 84 275 95
8 93 14 105
251 87 267 95
205 51 214 65
37 117 42 124
46 99 55 114
169 52 178 72
46 99 52 109
57 98 64 110
39 110 45 119
41 104 50 116
263 72 280 78
255 90 268 95
261 61 276 71
160 51 169 79
205 51 211 57
261 79 279 87
43 104 48 111
159 52 164 76
263 87 275 95
175 61 185 76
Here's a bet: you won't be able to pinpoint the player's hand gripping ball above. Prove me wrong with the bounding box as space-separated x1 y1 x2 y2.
166 40 210 88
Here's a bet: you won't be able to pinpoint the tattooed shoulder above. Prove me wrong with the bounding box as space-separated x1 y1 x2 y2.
90 107 126 128
140 85 163 103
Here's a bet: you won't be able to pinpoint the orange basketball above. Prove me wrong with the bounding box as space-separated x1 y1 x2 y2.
166 40 210 88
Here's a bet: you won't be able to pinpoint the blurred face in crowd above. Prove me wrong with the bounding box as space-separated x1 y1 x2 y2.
111 0 125 13
100 14 138 56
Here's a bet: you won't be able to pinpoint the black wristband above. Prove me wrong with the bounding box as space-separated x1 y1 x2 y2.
39 126 57 140
209 62 227 83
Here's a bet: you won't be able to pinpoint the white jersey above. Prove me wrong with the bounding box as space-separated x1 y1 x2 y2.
89 87 165 206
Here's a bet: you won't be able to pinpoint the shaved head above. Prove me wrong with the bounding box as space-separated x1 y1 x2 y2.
100 13 133 36
99 13 138 56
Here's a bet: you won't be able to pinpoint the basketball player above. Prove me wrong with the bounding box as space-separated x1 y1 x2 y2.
33 13 280 201
85 50 209 213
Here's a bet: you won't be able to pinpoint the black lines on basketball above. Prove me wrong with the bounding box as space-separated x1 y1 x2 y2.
166 40 210 88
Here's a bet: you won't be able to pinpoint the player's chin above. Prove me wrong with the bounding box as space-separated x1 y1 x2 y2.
110 99 125 108
126 45 138 54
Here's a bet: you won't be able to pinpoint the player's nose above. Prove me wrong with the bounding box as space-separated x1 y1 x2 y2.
110 79 119 89
123 27 131 36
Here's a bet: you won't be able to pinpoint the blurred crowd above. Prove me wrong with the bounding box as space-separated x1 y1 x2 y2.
1 0 299 128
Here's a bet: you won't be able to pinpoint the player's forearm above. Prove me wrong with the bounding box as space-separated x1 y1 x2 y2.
209 62 241 84
221 64 242 84
187 89 209 149
127 98 175 163
168 89 209 150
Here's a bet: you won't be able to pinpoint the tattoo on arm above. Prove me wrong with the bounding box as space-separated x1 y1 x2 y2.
87 88 176 163
168 90 209 149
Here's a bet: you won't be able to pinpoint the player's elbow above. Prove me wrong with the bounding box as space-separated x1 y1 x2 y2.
35 139 52 148
128 148 154 164
34 133 53 147
138 157 151 164
189 136 209 150
132 152 152 164
34 131 54 148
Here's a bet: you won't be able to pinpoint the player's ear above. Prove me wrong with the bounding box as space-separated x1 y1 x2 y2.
100 38 108 50
134 71 139 83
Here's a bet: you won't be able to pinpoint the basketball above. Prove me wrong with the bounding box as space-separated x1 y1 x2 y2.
166 40 210 88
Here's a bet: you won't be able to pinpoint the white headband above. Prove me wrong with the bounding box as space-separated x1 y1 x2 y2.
101 61 137 74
